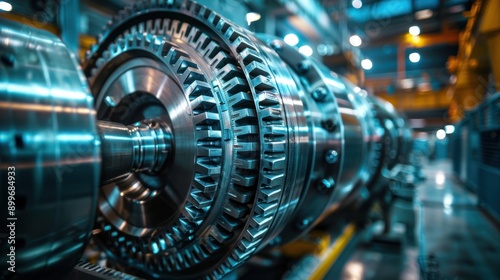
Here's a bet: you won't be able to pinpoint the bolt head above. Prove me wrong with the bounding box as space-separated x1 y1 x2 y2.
270 40 283 52
321 119 338 132
325 150 338 164
318 178 335 193
297 218 310 230
297 60 310 74
312 87 327 101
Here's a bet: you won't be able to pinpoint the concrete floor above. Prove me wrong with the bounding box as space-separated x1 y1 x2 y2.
340 160 500 280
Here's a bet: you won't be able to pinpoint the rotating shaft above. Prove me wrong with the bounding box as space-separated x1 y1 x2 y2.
98 120 172 184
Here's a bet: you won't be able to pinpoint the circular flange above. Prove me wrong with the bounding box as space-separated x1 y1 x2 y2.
84 1 291 278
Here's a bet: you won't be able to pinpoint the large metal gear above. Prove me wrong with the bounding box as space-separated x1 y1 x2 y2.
0 1 412 279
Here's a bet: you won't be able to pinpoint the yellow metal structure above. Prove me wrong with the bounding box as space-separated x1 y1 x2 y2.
281 231 332 258
447 0 500 122
281 224 357 279
308 224 357 280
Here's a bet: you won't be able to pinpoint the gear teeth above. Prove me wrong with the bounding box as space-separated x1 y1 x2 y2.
190 190 213 208
186 80 211 97
209 226 230 244
232 247 256 262
232 172 257 187
252 75 275 91
237 237 261 251
234 157 258 170
263 155 286 170
261 172 285 187
232 108 257 124
201 237 220 254
195 160 221 176
249 215 273 230
246 61 269 77
239 48 263 64
262 124 287 136
228 185 253 203
193 112 220 125
84 1 291 278
223 200 249 219
259 187 282 203
260 107 283 123
255 201 279 216
209 51 230 69
263 141 285 153
193 175 217 193
218 64 242 82
177 217 192 233
234 125 258 138
219 214 240 232
196 130 222 140
191 95 216 112
228 92 253 108
172 54 197 74
180 67 205 84
200 40 220 58
223 77 248 94
197 146 222 157
234 142 259 154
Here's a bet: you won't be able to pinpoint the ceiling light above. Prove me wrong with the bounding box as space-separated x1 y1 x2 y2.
298 45 313 57
445 125 455 134
284 33 299 46
246 12 261 25
410 35 421 44
409 52 420 63
400 79 414 89
436 129 446 140
352 0 362 9
0 1 12 12
409 26 420 36
415 9 433 20
349 35 362 47
361 59 372 70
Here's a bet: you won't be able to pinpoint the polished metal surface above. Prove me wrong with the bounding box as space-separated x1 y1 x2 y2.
0 18 173 279
82 1 412 278
98 120 172 184
0 18 100 278
0 2 414 278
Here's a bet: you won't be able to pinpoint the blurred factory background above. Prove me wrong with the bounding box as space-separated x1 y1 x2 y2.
2 0 499 147
1 0 499 279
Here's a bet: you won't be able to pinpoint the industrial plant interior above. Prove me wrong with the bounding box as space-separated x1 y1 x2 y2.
1 0 500 279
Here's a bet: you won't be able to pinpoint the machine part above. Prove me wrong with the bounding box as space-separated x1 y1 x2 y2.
97 120 172 184
0 1 413 278
82 1 403 278
84 2 318 277
0 19 100 279
70 260 140 280
0 18 173 279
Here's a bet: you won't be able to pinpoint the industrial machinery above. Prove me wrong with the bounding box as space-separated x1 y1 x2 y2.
0 1 413 279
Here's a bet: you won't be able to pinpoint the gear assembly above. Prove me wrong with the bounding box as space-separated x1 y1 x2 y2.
0 1 415 279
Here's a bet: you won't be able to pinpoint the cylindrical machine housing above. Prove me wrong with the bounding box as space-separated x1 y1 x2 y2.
0 19 100 279
81 1 411 278
0 2 413 278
